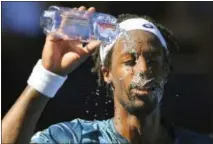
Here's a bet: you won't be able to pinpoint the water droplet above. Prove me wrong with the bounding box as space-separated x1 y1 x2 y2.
86 110 89 113
94 114 97 117
129 49 137 58
105 102 108 104
176 94 179 97
95 92 100 96
95 103 98 106
130 83 135 89
108 100 112 103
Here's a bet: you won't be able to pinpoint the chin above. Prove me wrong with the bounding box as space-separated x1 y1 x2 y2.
133 99 146 108
120 98 154 115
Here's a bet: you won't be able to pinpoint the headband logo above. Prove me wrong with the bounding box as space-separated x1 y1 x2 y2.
143 23 154 29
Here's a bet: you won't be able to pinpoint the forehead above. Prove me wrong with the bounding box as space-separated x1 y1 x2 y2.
113 30 163 55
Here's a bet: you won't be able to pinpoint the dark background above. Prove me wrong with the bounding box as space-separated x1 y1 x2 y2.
2 1 213 134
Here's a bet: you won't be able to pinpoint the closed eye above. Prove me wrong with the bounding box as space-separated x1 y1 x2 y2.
124 59 136 66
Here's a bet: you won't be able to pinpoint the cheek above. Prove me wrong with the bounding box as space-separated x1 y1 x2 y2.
112 65 134 91
149 60 165 77
156 62 166 78
151 65 163 76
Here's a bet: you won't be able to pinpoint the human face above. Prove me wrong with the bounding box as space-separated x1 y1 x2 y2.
104 30 167 115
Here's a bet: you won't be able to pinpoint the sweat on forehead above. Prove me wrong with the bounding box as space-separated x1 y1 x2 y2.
115 30 163 53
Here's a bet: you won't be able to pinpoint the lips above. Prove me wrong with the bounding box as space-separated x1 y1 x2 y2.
131 88 150 96
134 81 156 90
130 81 156 96
134 85 155 91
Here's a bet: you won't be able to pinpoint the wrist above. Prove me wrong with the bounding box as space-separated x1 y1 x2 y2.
27 59 68 98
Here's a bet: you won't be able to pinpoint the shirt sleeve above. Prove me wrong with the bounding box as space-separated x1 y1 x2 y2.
30 129 54 143
30 119 84 143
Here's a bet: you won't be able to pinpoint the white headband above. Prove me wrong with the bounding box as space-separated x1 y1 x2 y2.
99 18 168 65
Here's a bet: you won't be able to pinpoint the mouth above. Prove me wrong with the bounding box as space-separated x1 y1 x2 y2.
130 81 156 96
131 89 151 96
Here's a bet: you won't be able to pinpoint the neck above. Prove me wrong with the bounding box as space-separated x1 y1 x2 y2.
113 96 163 144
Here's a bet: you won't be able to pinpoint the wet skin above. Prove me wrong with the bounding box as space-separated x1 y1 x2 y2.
103 30 167 115
102 30 168 143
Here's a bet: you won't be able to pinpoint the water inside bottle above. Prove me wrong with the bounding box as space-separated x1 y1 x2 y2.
40 6 120 44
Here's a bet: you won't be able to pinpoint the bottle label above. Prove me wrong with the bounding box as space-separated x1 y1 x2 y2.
66 17 89 27
96 22 117 38
62 16 90 40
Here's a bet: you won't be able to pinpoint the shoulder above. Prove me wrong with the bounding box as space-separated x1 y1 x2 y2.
30 118 109 143
30 118 93 143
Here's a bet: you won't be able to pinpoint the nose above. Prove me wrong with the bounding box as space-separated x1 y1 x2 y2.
134 56 148 74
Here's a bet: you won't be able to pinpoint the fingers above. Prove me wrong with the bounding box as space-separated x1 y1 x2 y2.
78 6 95 12
83 40 101 54
78 6 86 11
67 39 101 56
46 34 63 42
83 7 96 18
78 6 95 18
67 40 85 54
87 7 96 13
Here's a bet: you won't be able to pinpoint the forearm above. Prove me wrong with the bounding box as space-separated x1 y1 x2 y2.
2 85 50 144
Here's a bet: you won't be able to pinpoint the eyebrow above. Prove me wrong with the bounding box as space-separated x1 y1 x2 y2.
121 46 162 55
143 44 163 54
120 50 138 57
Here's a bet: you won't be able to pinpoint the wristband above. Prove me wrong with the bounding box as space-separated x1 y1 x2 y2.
27 59 67 98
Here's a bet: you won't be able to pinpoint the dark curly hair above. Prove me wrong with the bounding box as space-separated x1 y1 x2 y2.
91 14 178 87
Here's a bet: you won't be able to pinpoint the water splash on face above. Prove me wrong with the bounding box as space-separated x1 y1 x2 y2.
121 29 130 40
119 30 138 53
150 84 164 104
123 39 137 52
131 72 154 88
129 49 137 58
130 72 165 103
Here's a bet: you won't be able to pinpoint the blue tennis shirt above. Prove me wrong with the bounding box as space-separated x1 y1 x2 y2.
31 118 213 144
31 118 129 143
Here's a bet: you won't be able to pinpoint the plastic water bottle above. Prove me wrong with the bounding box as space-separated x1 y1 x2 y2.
40 6 120 44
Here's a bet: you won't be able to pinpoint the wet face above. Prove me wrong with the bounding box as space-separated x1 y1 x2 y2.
103 30 167 115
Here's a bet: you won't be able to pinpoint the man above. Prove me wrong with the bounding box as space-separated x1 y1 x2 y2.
1 6 189 144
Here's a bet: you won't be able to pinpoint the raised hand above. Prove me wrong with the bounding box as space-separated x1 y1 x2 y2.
42 6 101 76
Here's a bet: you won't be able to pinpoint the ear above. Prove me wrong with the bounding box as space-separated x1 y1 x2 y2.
101 66 112 84
161 61 170 85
